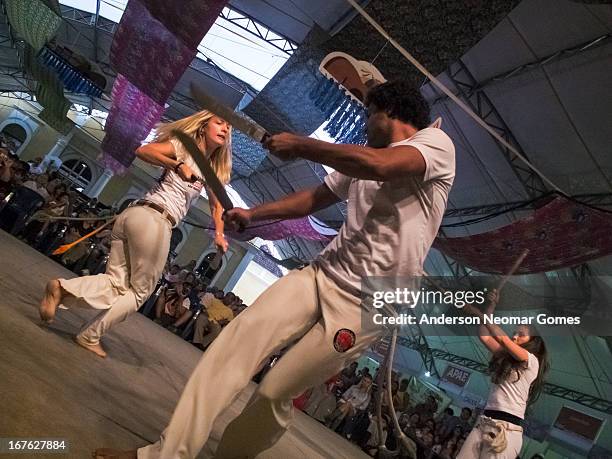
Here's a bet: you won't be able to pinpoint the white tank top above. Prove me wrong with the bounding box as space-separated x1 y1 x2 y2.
143 137 204 226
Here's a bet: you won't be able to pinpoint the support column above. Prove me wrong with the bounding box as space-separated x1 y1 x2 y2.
40 131 74 171
222 249 256 292
87 169 113 198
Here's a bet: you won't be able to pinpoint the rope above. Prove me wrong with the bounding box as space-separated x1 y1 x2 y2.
344 0 565 194
34 214 115 222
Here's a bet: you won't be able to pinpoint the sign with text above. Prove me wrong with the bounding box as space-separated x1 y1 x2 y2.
553 406 603 443
442 364 471 388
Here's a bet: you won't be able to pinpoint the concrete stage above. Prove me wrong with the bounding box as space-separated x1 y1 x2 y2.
0 230 369 459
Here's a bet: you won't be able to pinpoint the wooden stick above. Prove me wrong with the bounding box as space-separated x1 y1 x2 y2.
52 218 116 255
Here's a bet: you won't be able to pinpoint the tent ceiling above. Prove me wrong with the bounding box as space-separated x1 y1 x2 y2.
228 0 357 43
1 0 612 414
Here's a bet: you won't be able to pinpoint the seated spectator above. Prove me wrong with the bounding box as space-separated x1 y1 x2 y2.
435 407 454 436
455 437 465 456
326 374 373 431
415 423 433 442
401 412 420 439
28 156 47 175
365 414 388 456
382 380 400 415
23 191 70 250
357 366 371 380
339 361 359 391
191 289 234 350
411 395 438 424
456 407 473 435
47 180 68 199
0 156 26 200
304 376 342 422
154 281 193 332
163 264 181 285
59 216 94 268
21 173 50 202
180 259 197 278
182 271 197 286
185 281 205 314
431 434 444 456
393 378 411 414
81 228 112 275
438 443 456 459
420 430 434 450
444 425 463 444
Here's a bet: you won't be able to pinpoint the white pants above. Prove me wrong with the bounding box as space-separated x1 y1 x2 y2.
138 265 384 459
457 415 523 459
59 206 171 344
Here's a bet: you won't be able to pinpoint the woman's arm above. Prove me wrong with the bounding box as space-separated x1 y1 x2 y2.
461 302 501 354
207 187 228 253
463 293 529 362
136 141 198 182
135 141 180 169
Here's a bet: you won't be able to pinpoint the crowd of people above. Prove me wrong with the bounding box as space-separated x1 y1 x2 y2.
141 259 248 350
299 361 476 459
1 143 247 353
1 146 115 273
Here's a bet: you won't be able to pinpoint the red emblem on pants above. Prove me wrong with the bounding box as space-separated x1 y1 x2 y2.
333 328 356 353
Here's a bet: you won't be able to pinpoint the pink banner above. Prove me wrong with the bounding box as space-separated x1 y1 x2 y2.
102 0 227 170
225 217 333 242
434 196 612 274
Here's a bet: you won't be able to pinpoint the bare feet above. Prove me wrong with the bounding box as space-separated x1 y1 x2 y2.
74 335 107 358
92 448 137 459
39 279 63 324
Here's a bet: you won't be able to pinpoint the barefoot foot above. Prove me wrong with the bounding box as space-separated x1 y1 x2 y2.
39 279 63 324
92 448 137 459
75 336 107 358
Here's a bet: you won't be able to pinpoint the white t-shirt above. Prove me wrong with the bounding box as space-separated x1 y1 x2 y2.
143 138 204 226
316 127 455 292
342 384 371 411
485 352 539 419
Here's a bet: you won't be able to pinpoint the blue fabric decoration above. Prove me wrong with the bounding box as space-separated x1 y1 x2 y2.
253 246 283 277
231 130 268 177
38 47 104 98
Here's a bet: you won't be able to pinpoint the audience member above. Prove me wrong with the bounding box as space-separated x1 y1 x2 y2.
326 374 373 431
394 378 411 414
154 281 193 332
191 289 234 350
21 173 50 201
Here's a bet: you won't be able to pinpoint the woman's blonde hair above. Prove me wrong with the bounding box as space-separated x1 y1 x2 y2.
153 110 233 184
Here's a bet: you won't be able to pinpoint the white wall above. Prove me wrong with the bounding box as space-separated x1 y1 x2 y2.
231 261 279 305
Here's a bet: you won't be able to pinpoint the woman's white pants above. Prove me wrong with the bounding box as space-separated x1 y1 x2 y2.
59 205 171 344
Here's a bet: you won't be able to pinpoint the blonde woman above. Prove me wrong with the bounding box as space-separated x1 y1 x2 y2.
39 111 232 358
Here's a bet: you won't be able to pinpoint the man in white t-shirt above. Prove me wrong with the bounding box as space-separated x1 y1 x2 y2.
134 80 455 459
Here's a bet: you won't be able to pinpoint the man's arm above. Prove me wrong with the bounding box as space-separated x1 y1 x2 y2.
224 183 340 229
251 182 340 220
265 134 426 181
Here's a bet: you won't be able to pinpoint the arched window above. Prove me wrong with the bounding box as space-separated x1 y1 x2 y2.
169 227 184 254
59 158 93 191
1 123 27 150
196 252 223 284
